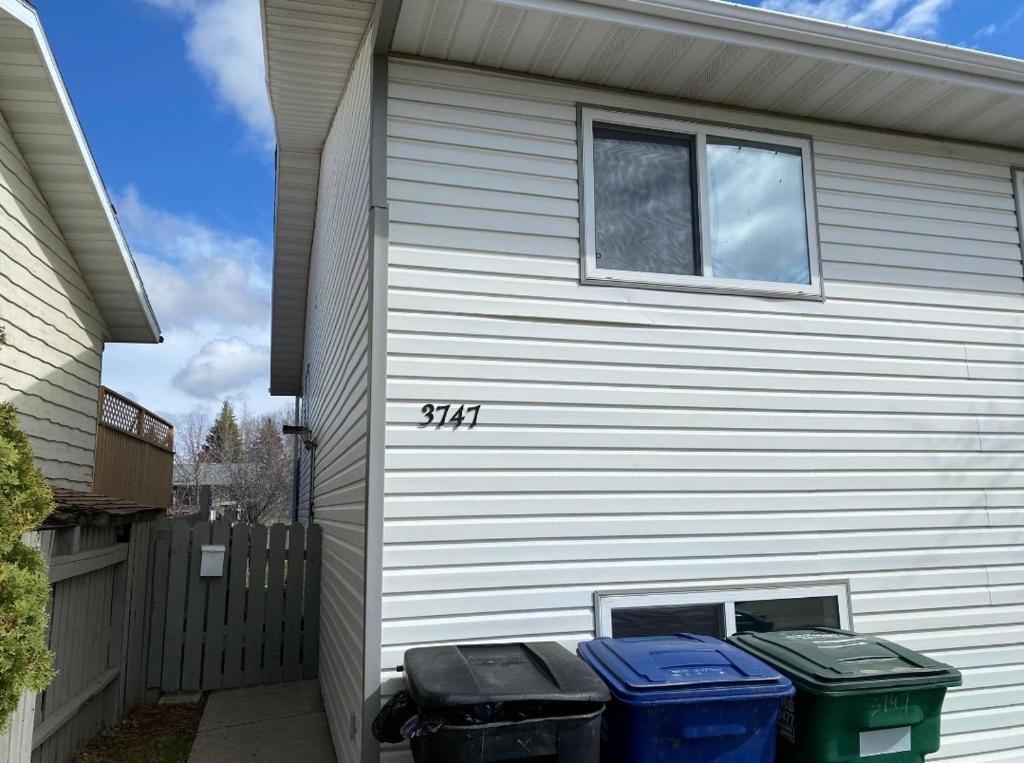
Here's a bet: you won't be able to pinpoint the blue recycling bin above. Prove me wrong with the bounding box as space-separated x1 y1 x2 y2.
578 634 794 763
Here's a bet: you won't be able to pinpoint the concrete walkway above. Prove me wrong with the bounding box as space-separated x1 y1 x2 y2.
188 680 335 762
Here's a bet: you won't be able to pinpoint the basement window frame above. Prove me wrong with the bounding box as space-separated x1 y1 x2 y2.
593 582 853 638
579 106 824 300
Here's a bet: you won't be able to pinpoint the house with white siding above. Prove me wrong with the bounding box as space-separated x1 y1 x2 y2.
261 0 1024 761
0 0 161 489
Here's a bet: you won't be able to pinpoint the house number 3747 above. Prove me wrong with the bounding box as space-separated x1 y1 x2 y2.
419 403 480 429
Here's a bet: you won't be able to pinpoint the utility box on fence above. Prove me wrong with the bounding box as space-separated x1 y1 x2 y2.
199 544 225 577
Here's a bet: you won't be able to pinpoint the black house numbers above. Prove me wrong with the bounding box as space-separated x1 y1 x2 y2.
419 403 480 430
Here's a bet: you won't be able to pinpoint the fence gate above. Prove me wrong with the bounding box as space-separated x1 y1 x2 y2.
146 519 322 693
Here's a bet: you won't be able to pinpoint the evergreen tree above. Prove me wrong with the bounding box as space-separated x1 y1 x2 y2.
203 401 243 461
0 403 55 730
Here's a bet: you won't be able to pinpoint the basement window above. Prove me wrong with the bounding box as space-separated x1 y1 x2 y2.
594 584 851 639
580 107 822 298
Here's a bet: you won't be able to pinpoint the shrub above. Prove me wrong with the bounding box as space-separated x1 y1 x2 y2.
0 403 54 732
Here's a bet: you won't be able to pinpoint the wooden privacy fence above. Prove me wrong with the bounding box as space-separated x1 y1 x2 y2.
146 520 323 693
1 521 158 763
94 388 174 508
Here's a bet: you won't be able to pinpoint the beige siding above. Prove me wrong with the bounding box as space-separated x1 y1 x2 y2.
304 31 375 763
380 59 1024 762
0 109 104 490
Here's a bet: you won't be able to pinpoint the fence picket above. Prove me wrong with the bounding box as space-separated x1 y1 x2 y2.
243 525 268 686
160 522 189 691
201 521 231 690
181 523 210 690
222 525 249 687
283 525 305 682
302 524 323 679
264 525 287 685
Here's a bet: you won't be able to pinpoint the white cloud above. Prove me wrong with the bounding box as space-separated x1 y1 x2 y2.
172 337 270 398
974 23 999 38
888 0 953 37
103 326 276 422
103 188 278 419
116 187 270 331
759 0 954 39
141 0 273 149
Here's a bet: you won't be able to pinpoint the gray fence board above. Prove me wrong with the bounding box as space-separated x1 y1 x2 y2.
302 525 323 679
181 523 209 690
222 525 249 687
124 521 154 707
201 522 230 690
264 526 287 686
145 523 170 696
243 525 268 686
161 522 189 691
283 525 305 682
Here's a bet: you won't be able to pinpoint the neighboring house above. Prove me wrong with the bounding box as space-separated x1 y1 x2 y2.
173 462 236 514
262 1 1024 761
0 0 161 491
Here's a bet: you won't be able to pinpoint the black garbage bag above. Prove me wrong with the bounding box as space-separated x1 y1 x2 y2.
401 711 448 739
372 690 418 743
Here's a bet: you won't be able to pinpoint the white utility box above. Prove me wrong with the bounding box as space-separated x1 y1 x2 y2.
200 544 226 577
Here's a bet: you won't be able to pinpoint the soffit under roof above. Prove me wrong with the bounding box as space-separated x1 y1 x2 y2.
263 0 376 395
392 0 1024 150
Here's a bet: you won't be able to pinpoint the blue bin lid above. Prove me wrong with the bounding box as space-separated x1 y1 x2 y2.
578 634 794 705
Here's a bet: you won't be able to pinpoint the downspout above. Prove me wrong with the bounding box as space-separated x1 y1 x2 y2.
361 2 400 761
291 396 301 523
307 437 316 524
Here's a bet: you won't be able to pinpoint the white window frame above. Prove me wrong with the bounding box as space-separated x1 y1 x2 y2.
580 107 823 299
593 582 852 638
1014 168 1024 260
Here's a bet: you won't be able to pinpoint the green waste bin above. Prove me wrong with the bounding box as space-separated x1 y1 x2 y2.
729 628 961 763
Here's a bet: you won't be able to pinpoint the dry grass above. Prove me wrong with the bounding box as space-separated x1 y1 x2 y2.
73 699 205 763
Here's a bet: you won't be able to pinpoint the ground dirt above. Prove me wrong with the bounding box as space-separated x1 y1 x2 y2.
72 699 205 763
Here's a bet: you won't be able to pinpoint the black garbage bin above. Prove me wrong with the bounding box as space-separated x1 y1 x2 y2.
401 642 610 763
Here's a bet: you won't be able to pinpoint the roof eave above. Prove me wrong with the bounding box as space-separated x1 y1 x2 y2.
0 0 161 344
525 0 1024 91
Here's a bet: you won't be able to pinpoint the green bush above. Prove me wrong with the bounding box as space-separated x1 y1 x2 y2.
0 403 54 732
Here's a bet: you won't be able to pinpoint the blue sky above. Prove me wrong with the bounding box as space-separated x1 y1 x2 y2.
29 0 1024 423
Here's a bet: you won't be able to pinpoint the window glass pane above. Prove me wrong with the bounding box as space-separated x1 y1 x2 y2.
611 604 725 638
592 125 698 276
707 139 811 284
734 596 841 634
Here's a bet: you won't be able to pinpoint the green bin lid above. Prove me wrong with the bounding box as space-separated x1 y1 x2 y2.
728 628 962 695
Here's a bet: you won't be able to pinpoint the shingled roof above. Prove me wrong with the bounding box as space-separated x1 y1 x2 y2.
43 488 165 529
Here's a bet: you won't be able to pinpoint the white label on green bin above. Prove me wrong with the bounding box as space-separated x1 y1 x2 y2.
860 727 912 757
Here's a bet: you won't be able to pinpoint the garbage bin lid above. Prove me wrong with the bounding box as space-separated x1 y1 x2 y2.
403 642 610 708
578 634 794 705
729 628 962 694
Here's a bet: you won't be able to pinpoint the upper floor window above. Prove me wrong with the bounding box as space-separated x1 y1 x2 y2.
580 108 822 298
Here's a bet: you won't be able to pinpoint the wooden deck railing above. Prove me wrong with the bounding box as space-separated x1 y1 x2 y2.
94 387 174 508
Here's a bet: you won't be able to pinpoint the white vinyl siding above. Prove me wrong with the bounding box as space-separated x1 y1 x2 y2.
378 58 1024 763
0 109 104 489
303 31 374 763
